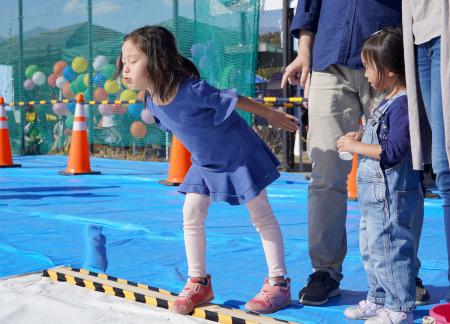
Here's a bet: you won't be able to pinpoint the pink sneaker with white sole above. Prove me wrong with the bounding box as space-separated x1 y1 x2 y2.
172 275 214 315
245 278 291 314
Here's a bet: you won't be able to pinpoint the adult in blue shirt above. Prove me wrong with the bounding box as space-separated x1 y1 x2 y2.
281 0 428 306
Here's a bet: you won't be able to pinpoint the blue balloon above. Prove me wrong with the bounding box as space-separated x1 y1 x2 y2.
63 66 76 82
68 101 76 114
94 72 106 87
128 103 143 119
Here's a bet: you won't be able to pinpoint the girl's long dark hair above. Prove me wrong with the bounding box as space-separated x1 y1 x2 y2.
116 25 200 102
361 27 406 88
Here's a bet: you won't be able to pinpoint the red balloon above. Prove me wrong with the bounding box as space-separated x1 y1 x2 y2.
111 104 127 115
53 60 68 77
94 88 108 101
48 73 57 87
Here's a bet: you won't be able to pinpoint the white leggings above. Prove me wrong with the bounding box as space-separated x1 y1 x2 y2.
182 189 287 278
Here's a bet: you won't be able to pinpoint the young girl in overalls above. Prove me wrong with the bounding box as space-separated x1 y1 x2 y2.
337 28 420 324
117 26 298 315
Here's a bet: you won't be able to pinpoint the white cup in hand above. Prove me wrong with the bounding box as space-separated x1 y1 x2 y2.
339 151 353 161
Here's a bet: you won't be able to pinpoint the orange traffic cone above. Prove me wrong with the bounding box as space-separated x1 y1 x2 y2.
347 153 358 201
0 97 21 168
159 135 192 186
60 94 100 175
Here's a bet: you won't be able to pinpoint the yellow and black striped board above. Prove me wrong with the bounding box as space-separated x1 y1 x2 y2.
42 267 299 324
5 97 305 109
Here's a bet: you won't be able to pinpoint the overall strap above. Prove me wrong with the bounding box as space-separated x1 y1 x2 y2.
371 90 407 125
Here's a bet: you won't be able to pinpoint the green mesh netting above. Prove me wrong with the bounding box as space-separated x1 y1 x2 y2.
0 0 260 157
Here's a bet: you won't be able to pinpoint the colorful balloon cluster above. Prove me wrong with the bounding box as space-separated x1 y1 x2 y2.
26 55 155 139
23 65 46 90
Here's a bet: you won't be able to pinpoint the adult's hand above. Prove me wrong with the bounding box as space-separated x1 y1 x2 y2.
281 30 314 88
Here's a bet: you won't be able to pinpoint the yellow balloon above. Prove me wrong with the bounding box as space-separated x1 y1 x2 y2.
104 79 119 94
72 56 88 73
120 89 138 102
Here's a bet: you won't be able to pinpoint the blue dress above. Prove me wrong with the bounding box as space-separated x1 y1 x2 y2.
146 78 280 205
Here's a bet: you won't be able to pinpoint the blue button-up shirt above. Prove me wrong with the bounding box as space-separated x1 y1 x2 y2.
291 0 402 71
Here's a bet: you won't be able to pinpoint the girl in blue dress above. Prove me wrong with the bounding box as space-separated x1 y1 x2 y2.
117 26 298 315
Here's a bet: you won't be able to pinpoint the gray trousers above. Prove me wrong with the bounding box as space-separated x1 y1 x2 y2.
307 64 424 281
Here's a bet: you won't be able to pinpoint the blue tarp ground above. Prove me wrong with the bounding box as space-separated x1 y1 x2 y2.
0 155 448 323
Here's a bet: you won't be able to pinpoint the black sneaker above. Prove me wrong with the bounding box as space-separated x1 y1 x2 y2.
415 277 430 306
299 271 340 306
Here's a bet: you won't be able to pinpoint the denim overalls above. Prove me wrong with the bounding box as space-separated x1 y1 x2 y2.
357 91 420 312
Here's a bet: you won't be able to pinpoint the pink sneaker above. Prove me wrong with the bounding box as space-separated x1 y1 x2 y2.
245 278 291 314
172 275 214 315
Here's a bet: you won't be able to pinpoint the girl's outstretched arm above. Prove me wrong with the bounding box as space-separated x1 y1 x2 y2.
337 135 382 160
236 96 298 132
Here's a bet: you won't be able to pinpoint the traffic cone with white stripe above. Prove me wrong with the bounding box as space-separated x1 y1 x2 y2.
60 94 100 175
0 97 21 168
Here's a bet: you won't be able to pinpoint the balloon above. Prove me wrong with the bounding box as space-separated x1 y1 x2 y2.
83 73 90 87
72 56 88 73
63 82 74 99
53 61 67 77
48 74 57 87
76 74 87 92
52 103 68 117
63 66 76 81
24 79 35 90
70 81 79 96
140 108 155 124
101 64 116 80
68 101 76 114
25 65 39 79
98 104 112 116
56 76 68 89
111 104 126 115
32 71 46 86
130 121 147 139
119 89 137 102
137 90 146 101
128 103 143 119
94 88 108 101
94 72 106 87
93 55 108 71
83 89 91 101
65 114 74 129
199 56 208 71
104 79 119 94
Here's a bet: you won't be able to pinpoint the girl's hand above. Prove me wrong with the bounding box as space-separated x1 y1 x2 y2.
266 108 298 132
337 135 359 154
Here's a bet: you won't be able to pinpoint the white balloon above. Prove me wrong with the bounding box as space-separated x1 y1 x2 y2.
52 103 68 117
141 108 155 124
93 55 109 72
32 71 46 86
56 76 68 89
